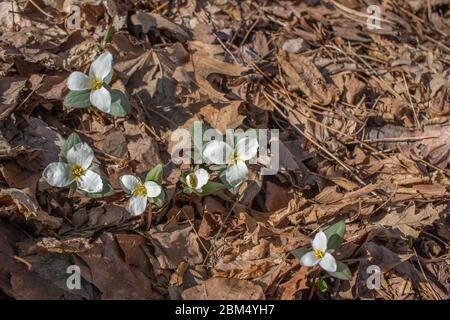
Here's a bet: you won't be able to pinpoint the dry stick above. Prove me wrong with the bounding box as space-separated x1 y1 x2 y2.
272 100 386 199
423 35 450 53
240 16 260 47
402 72 421 130
151 0 169 13
13 255 32 270
268 103 373 181
362 135 439 143
26 0 54 18
414 157 450 177
202 200 239 266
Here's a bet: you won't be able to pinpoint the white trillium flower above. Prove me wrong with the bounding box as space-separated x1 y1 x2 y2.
203 136 258 186
186 168 209 192
43 143 103 193
67 52 113 113
119 175 162 216
300 231 337 273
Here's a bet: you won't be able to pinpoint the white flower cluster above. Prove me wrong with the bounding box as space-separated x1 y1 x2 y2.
46 52 263 215
42 134 259 216
41 47 351 281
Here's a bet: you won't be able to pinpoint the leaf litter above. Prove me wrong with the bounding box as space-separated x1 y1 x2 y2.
0 0 449 300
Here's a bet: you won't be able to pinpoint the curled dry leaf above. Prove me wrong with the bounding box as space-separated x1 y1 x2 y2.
0 188 62 232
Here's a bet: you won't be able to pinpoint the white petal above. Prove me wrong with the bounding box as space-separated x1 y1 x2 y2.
225 160 248 186
89 52 113 80
235 136 259 161
300 251 320 267
90 87 111 112
67 72 90 91
319 253 337 272
203 140 232 165
128 196 147 216
77 170 103 193
119 175 141 194
312 231 328 252
67 143 94 169
144 181 162 198
42 162 73 187
194 168 209 189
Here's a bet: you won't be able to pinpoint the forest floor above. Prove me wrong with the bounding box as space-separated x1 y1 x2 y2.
0 0 449 300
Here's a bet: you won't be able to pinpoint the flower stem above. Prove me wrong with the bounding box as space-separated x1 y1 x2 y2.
308 268 320 300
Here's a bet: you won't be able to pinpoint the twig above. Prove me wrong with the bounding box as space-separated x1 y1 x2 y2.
402 72 421 130
27 0 54 19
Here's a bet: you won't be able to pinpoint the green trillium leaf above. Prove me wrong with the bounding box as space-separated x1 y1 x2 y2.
108 89 130 117
324 220 346 251
145 164 163 184
64 90 91 109
327 261 352 281
60 132 83 161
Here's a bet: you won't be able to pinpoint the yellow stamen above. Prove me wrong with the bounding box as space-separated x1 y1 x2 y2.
91 78 102 90
187 174 197 188
229 151 239 164
71 165 85 181
133 184 147 197
314 249 325 259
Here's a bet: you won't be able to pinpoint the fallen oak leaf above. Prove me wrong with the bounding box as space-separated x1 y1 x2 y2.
189 41 248 101
376 203 445 238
